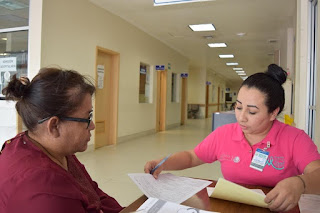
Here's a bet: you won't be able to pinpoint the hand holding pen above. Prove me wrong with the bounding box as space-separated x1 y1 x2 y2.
144 154 171 178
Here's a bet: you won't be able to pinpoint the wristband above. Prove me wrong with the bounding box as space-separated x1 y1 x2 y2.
295 175 306 193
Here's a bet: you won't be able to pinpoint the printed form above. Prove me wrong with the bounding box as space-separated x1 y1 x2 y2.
136 197 218 213
128 173 212 204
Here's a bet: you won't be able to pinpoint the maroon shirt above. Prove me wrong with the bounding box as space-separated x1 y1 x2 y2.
0 132 124 213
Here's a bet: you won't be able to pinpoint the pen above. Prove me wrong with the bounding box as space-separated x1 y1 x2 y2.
150 154 171 175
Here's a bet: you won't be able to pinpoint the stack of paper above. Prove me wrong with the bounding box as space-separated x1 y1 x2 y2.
135 197 218 213
208 178 268 208
128 173 212 203
298 194 320 213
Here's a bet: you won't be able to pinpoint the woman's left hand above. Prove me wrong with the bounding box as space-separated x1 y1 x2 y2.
264 176 304 212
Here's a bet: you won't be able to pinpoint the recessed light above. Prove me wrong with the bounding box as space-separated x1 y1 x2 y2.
208 43 227 48
236 32 246 36
1 38 7 41
226 62 238 66
189 24 215 31
233 68 243 70
219 54 234 58
203 35 213 39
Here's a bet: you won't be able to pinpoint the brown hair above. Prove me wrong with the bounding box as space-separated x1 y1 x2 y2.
2 67 95 131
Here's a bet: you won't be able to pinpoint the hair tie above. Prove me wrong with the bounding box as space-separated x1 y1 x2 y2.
19 76 30 86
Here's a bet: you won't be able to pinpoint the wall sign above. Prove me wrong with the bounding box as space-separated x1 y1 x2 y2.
180 73 188 78
155 65 165 70
0 57 16 72
97 65 105 89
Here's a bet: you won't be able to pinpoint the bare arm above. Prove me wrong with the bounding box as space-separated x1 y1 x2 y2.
301 159 320 194
265 159 320 212
144 150 205 178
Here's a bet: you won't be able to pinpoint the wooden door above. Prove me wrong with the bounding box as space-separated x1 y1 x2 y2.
180 77 187 125
156 70 167 131
94 46 119 148
205 84 209 118
217 87 220 111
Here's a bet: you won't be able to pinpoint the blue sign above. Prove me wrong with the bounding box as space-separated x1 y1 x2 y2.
180 73 188 78
206 81 212 85
155 65 165 70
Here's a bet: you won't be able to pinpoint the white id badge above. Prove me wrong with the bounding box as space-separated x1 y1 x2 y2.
250 148 269 172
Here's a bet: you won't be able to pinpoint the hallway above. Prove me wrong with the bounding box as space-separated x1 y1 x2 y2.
77 118 223 206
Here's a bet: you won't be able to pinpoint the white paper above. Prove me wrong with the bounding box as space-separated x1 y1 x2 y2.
128 173 212 204
136 197 218 213
298 194 320 213
97 65 104 89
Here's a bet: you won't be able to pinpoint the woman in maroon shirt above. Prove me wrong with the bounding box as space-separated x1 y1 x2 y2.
0 68 124 213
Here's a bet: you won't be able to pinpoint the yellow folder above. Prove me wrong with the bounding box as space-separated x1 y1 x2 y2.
209 178 268 208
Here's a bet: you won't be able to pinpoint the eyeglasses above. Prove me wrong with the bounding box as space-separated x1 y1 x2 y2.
38 111 93 129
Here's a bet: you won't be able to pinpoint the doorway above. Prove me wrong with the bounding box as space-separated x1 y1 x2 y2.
94 46 119 148
205 84 209 118
180 76 187 125
156 70 167 131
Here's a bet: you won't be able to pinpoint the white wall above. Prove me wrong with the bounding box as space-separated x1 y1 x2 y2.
40 0 188 145
188 67 206 104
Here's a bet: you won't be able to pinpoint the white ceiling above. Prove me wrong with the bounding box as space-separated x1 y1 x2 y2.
0 0 296 86
90 0 296 86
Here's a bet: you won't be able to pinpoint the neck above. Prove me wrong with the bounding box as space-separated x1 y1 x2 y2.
244 121 274 146
26 132 68 171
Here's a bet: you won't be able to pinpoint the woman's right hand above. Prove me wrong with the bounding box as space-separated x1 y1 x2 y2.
144 159 163 179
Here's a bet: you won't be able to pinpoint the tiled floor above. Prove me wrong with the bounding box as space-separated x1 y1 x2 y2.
76 118 223 207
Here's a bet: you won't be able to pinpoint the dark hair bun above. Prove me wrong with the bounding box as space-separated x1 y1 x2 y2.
2 74 30 101
265 64 287 85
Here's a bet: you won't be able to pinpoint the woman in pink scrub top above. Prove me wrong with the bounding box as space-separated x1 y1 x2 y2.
144 64 320 212
0 68 123 213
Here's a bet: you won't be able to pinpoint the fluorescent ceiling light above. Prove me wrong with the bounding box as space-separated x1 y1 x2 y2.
189 24 215 32
233 68 243 70
238 73 246 76
154 0 215 6
219 54 234 58
226 62 238 66
241 76 248 80
208 43 227 48
235 71 245 73
236 32 246 36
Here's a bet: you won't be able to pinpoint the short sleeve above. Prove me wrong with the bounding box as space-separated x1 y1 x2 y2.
292 130 320 173
6 168 86 213
194 129 220 163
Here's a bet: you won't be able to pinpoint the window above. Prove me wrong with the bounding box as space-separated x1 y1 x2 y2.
171 73 179 102
306 0 318 140
0 0 29 98
139 63 152 103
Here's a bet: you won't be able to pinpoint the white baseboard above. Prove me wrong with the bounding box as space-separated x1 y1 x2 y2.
166 123 180 130
117 129 156 143
77 123 181 154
